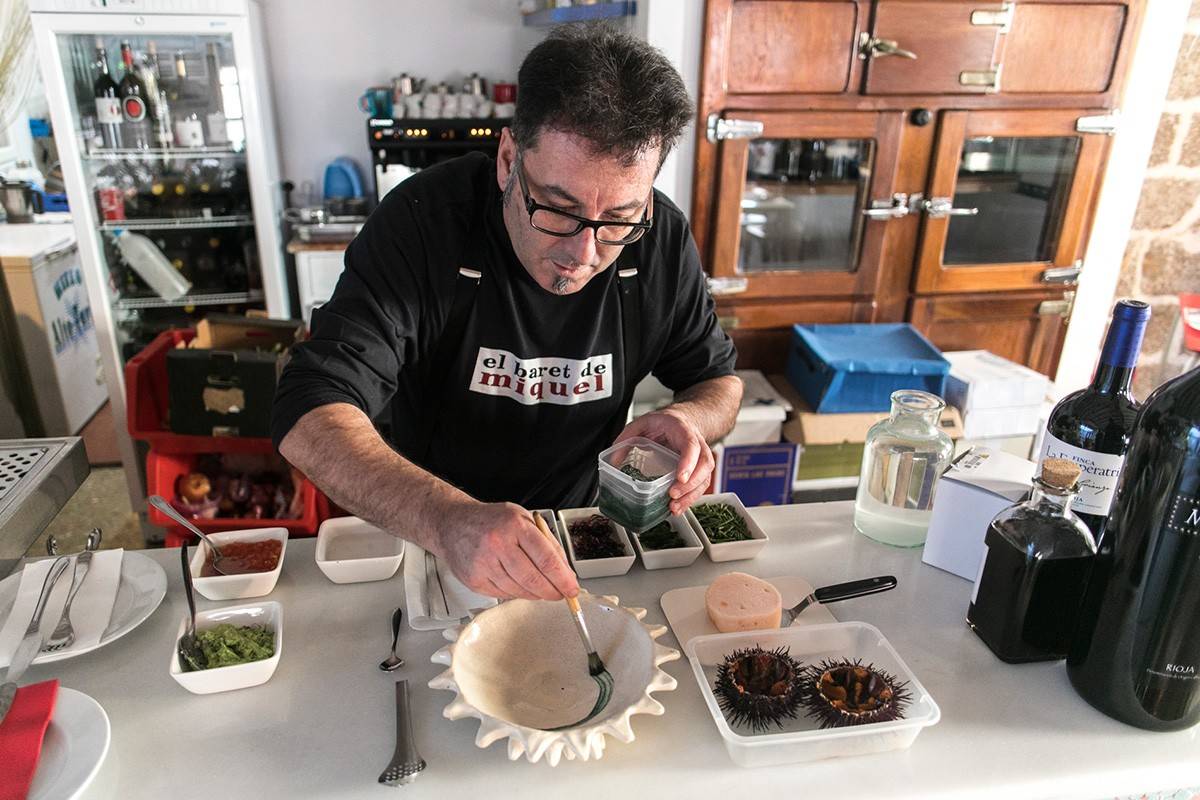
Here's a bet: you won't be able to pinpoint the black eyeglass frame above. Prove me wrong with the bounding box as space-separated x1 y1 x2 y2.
516 164 653 246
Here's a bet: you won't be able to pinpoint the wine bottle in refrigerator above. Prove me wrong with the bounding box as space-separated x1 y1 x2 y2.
1040 300 1150 537
1067 366 1200 731
118 42 151 149
204 42 228 145
92 42 122 149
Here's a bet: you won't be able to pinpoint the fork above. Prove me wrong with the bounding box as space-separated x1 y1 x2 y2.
378 679 426 786
779 575 897 627
41 550 94 652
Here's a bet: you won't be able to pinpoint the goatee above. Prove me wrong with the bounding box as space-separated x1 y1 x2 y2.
552 276 572 294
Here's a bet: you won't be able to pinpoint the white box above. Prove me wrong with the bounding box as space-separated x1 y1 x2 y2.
923 447 1035 580
958 404 1044 438
945 351 1050 411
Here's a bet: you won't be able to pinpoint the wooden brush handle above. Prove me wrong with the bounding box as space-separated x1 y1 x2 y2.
532 512 583 615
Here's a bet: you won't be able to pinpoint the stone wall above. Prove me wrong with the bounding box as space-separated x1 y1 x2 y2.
1121 7 1200 398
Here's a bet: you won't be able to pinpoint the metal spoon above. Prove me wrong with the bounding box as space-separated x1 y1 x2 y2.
149 495 231 575
379 607 405 671
178 544 206 671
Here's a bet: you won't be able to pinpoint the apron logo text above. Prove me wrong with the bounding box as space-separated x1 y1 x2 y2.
470 346 613 406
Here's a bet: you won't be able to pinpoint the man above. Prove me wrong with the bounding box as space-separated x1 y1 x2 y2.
272 24 742 602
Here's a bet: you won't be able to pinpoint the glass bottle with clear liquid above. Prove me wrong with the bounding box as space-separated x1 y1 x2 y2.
853 390 954 547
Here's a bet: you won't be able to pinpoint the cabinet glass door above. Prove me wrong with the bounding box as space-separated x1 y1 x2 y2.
709 111 904 300
915 109 1109 294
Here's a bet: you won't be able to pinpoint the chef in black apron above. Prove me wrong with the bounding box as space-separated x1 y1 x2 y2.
272 25 742 601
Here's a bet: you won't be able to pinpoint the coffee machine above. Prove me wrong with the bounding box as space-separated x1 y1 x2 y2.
368 118 509 203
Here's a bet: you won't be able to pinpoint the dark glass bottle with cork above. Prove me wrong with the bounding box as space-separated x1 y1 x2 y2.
966 458 1098 663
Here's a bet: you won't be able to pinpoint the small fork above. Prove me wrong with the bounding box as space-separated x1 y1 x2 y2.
41 550 93 652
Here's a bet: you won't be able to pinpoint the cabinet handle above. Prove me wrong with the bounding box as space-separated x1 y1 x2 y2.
858 32 918 60
862 192 922 220
922 197 979 218
707 276 748 297
1041 263 1082 284
1039 292 1077 319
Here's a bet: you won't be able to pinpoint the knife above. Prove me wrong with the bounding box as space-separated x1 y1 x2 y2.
0 557 71 725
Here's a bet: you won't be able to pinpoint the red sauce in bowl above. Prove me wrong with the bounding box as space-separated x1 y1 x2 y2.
200 539 282 577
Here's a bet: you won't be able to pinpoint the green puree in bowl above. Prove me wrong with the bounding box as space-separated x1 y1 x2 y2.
188 623 275 671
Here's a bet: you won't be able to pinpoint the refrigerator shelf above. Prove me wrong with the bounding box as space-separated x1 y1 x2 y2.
115 288 264 311
83 146 246 162
100 215 254 232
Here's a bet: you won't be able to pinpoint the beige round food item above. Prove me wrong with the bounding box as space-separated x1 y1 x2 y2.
705 572 782 633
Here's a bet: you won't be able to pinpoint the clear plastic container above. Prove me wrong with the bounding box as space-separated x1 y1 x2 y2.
686 621 941 768
597 437 679 533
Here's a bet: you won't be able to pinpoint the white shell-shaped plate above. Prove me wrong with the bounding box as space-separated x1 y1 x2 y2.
430 592 679 765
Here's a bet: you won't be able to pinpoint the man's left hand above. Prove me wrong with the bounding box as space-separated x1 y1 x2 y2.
615 408 714 516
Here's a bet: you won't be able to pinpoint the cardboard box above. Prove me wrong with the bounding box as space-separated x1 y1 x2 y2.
166 314 303 438
922 447 1035 581
944 350 1050 411
632 370 791 446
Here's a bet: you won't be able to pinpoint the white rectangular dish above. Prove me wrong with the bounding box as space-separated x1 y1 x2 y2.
315 517 405 584
685 493 769 562
169 601 282 695
189 528 287 601
629 514 703 570
556 507 635 579
686 621 940 768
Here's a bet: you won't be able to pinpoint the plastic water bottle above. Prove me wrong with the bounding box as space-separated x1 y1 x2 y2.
112 229 191 300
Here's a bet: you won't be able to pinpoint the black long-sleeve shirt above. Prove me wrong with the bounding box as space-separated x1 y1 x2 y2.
271 153 736 509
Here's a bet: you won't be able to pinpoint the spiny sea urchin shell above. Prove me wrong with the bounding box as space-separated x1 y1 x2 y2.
798 658 911 728
714 646 804 732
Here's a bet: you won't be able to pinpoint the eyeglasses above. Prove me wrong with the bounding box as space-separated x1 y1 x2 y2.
516 164 653 246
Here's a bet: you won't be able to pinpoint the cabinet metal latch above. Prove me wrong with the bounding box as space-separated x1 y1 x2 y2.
960 67 1001 91
1042 262 1082 284
858 32 918 60
971 2 1015 32
707 276 749 297
1076 112 1120 135
922 197 979 218
706 114 764 143
1039 291 1077 319
862 192 923 220
717 315 740 331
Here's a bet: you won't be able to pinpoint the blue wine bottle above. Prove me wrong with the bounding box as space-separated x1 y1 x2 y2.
1040 300 1150 537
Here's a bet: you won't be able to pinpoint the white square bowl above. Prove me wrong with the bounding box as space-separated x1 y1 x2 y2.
169 601 283 695
686 493 769 562
629 514 704 570
315 517 405 584
685 621 940 767
532 509 567 549
189 527 288 601
556 507 636 579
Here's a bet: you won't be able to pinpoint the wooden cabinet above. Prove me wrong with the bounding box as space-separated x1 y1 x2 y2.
909 290 1073 376
693 0 1143 376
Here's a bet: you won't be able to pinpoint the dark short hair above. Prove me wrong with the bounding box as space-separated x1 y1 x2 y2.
511 23 693 167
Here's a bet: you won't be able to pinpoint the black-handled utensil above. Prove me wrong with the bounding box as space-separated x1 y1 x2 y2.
178 544 205 671
781 575 898 626
379 607 405 671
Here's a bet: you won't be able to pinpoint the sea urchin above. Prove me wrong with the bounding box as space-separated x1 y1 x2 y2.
713 646 805 732
799 658 912 728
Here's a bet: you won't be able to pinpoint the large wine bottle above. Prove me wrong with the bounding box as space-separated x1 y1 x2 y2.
1040 300 1149 538
1067 366 1200 731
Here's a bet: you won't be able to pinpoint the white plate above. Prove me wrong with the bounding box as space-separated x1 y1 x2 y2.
0 552 168 665
27 687 111 800
660 575 837 647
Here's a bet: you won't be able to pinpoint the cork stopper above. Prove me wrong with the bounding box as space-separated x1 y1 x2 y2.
1040 458 1081 491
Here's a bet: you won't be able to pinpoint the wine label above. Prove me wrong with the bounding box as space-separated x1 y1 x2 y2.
1165 494 1200 537
174 118 204 147
94 97 121 125
1040 432 1125 516
122 96 147 123
206 112 228 145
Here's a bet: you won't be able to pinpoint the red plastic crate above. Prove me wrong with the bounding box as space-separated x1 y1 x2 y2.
146 450 320 537
124 328 274 454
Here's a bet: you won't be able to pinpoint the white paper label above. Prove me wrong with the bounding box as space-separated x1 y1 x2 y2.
174 117 205 147
970 543 989 605
1040 432 1126 516
94 97 121 125
206 112 227 144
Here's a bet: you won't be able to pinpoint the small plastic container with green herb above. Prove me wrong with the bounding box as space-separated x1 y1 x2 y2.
686 493 769 562
597 437 680 533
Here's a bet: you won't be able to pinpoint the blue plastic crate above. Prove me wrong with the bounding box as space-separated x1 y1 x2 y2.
786 323 950 413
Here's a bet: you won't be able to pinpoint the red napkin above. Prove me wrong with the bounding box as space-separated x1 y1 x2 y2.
0 680 59 800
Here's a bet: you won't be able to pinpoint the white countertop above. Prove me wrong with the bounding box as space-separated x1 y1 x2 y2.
21 502 1200 799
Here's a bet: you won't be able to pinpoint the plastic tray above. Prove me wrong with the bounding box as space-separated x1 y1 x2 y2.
597 436 679 532
686 621 940 768
786 323 950 413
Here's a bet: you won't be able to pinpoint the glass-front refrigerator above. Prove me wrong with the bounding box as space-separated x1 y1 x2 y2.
30 0 287 506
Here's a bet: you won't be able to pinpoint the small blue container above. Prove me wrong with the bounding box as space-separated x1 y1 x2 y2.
786 323 950 413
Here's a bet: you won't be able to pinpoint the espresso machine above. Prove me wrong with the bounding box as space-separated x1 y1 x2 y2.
368 118 508 202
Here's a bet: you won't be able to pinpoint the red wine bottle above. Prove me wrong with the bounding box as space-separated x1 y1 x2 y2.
1067 366 1200 731
1040 300 1150 537
92 43 122 149
118 42 150 149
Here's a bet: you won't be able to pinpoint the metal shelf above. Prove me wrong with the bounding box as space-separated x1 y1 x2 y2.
114 289 264 311
83 146 245 162
100 215 254 232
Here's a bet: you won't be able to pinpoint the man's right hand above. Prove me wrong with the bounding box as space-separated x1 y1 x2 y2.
435 501 580 601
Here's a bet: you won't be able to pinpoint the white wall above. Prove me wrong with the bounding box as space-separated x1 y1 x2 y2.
259 0 545 197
